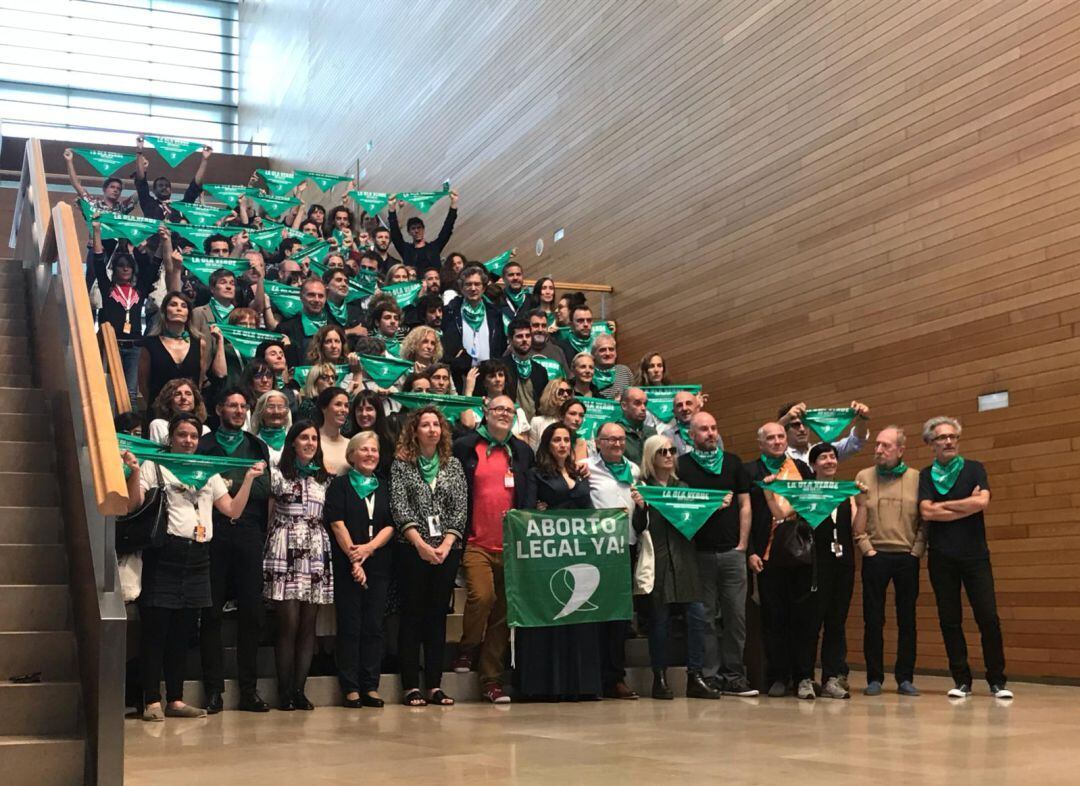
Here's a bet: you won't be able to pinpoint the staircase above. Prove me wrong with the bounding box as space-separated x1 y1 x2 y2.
0 261 86 786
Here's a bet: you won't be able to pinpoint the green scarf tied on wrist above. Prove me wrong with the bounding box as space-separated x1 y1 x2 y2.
761 453 787 474
604 459 634 485
295 460 321 478
257 427 286 451
418 452 440 485
461 300 487 333
592 366 616 391
476 423 513 458
348 469 379 499
930 456 965 494
876 461 909 478
512 355 533 380
300 310 328 337
214 427 245 455
690 448 725 475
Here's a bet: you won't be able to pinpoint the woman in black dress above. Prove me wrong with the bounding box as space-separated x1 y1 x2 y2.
517 422 602 700
324 431 395 708
138 291 207 411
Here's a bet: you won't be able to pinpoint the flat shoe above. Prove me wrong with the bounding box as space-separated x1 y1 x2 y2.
361 693 385 708
142 705 165 722
164 704 207 718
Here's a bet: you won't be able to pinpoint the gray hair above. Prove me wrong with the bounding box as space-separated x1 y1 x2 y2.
251 390 292 438
879 425 907 447
922 416 961 444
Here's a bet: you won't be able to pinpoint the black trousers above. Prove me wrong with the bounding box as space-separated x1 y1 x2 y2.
200 524 265 697
928 551 1006 687
140 606 198 706
861 551 920 685
397 544 461 691
600 620 628 689
759 564 818 685
334 568 391 694
815 557 855 681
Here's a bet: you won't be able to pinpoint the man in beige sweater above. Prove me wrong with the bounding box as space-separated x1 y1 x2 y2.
853 426 926 697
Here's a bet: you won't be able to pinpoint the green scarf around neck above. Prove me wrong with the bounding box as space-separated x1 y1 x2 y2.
592 366 616 390
504 286 528 310
326 299 348 326
348 469 379 499
214 427 245 455
761 453 787 474
476 423 512 457
930 455 965 494
418 452 440 485
209 298 234 324
295 460 321 478
605 458 634 485
564 331 592 356
877 461 909 478
512 354 533 379
301 310 328 337
690 448 725 475
258 426 286 451
162 326 190 342
461 300 487 333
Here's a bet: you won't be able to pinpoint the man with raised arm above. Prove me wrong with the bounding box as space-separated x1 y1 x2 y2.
133 136 212 222
386 191 458 273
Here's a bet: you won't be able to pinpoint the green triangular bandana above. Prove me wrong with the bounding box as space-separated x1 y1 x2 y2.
931 456 965 495
689 449 725 476
641 385 702 422
592 366 615 391
309 258 375 303
348 190 390 215
264 279 303 319
396 189 448 213
181 255 248 288
257 427 286 451
261 219 322 246
576 396 622 441
381 281 423 308
292 364 349 388
348 469 379 499
298 170 351 191
389 392 485 424
300 310 328 336
481 249 513 278
532 355 564 380
256 169 305 196
247 226 288 253
359 354 413 388
124 445 258 490
250 192 301 218
203 183 258 209
209 299 234 324
98 212 160 245
165 222 243 248
297 240 334 266
72 148 136 177
118 432 167 453
144 136 203 168
758 480 861 529
79 199 123 242
635 485 732 540
171 201 233 227
802 408 857 443
217 324 280 360
557 323 612 355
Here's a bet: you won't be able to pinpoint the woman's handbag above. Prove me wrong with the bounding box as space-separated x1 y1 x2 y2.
765 518 814 568
115 463 169 555
633 529 655 596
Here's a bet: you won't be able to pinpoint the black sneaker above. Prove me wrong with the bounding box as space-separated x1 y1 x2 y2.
990 684 1014 700
947 683 972 698
722 677 760 697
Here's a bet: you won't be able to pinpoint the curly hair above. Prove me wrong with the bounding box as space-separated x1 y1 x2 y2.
394 405 453 464
305 323 349 365
152 377 207 423
400 325 443 365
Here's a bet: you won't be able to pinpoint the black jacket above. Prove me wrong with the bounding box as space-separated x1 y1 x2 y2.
441 296 508 391
452 430 534 541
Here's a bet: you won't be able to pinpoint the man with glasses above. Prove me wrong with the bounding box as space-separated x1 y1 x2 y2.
442 264 506 391
778 400 871 464
196 388 272 714
918 416 1011 700
527 308 568 376
451 395 534 704
503 317 550 421
587 422 641 699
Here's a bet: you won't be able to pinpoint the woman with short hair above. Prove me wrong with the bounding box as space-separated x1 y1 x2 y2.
528 378 573 449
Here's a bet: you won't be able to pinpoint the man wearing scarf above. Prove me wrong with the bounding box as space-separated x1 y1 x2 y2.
778 400 871 464
195 388 272 714
502 317 550 421
276 278 341 366
321 266 368 338
676 412 756 697
664 390 716 456
442 265 506 392
527 308 568 375
587 422 642 700
497 260 530 321
554 303 597 360
450 396 534 704
617 387 657 466
190 268 244 347
852 426 925 697
918 416 1010 700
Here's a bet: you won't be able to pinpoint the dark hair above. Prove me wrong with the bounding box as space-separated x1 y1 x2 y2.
167 412 202 438
570 302 592 320
321 267 347 286
103 176 123 191
114 411 141 434
405 216 424 231
400 372 427 392
636 351 671 386
368 295 402 332
255 338 286 360
536 422 583 480
203 233 230 254
416 293 443 317
423 362 452 386
280 237 302 257
216 385 250 410
460 263 487 285
300 219 321 235
240 359 274 398
808 442 837 465
326 205 355 236
344 389 393 443
208 268 236 288
507 316 532 338
110 253 136 285
158 291 193 331
478 358 515 400
558 396 586 421
526 276 556 310
440 254 466 290
394 405 452 464
152 175 171 189
777 402 797 422
279 419 330 482
373 225 390 237
315 385 349 426
359 250 382 266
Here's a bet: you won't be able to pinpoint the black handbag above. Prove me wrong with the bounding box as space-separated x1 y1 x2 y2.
115 463 169 555
766 519 814 568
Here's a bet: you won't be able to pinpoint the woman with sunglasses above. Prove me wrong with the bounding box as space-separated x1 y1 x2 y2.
528 379 573 449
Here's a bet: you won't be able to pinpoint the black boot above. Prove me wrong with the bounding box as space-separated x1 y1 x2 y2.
686 671 721 700
652 669 674 700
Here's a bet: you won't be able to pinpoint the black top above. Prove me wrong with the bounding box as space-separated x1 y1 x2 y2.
453 431 534 540
196 431 270 530
92 248 161 340
323 475 394 577
676 451 752 552
743 456 813 558
440 296 508 391
814 493 855 566
276 311 344 367
918 459 990 559
134 176 203 222
144 336 202 412
387 207 457 273
522 469 593 510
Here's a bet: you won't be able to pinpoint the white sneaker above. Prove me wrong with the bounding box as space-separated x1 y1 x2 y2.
991 685 1014 700
797 679 816 700
821 676 850 700
947 684 972 698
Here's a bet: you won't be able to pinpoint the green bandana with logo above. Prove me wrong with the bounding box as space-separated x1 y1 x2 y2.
251 193 301 218
418 452 440 484
166 221 243 250
801 408 858 443
348 469 379 499
181 255 248 288
461 300 487 333
291 364 349 387
641 385 703 422
73 148 137 177
257 427 286 451
532 355 564 380
575 396 622 441
300 310 328 337
145 136 203 167
97 213 160 245
298 170 351 191
297 240 334 267
264 279 303 319
931 456 965 495
481 249 514 278
382 281 422 309
635 484 732 540
592 366 616 390
476 423 513 458
390 392 485 424
397 187 449 213
216 324 279 360
348 190 390 215
203 183 258 209
877 461 909 478
256 169 305 196
359 354 412 388
758 479 861 529
171 200 233 227
208 298 234 324
604 459 634 486
690 448 725 475
214 427 245 455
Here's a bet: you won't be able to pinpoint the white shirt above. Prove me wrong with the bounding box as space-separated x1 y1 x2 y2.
147 419 210 445
138 460 228 542
587 453 642 545
786 425 867 465
461 311 490 365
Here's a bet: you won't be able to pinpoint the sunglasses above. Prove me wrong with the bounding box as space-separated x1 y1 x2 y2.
657 447 677 457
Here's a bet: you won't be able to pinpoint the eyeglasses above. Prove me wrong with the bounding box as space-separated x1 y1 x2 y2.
487 406 515 416
656 447 677 457
932 434 959 443
599 437 626 444
556 388 571 396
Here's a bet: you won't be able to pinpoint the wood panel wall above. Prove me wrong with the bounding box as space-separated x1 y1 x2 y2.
239 0 1080 680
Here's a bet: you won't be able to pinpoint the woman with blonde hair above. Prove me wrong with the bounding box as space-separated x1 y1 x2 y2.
528 378 573 448
399 325 443 374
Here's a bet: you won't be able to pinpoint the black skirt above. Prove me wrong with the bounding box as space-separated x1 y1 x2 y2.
514 623 603 699
139 534 211 609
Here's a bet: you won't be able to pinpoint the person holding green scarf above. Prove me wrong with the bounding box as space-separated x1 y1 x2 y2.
918 416 1009 700
263 421 334 712
778 399 871 465
139 292 208 412
591 334 633 401
460 359 531 439
503 317 551 421
442 264 506 393
275 278 340 367
123 413 265 722
390 406 468 707
450 396 534 704
616 387 657 465
195 389 273 715
250 389 292 466
853 426 925 697
367 295 405 359
325 432 396 708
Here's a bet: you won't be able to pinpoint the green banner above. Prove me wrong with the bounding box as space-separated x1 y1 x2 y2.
250 193 301 218
641 385 702 422
144 136 203 167
181 255 248 288
381 281 423 308
264 279 303 319
396 188 448 213
801 408 857 443
389 392 484 423
203 183 258 209
504 508 632 628
299 170 351 191
532 355 564 380
480 249 514 278
358 354 413 388
216 325 280 360
758 480 861 529
256 169 305 196
98 212 161 246
635 485 730 540
166 221 242 249
171 200 233 227
72 148 136 177
292 364 350 387
576 396 622 441
125 445 258 490
348 190 390 215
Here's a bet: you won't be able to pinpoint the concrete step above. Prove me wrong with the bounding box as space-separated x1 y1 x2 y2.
0 418 52 443
0 446 54 473
0 340 29 359
0 735 85 786
0 300 27 320
0 474 59 507
0 388 47 414
0 683 80 735
0 585 70 631
0 545 66 583
0 321 29 340
0 507 62 543
0 355 31 375
0 374 32 388
0 632 77 680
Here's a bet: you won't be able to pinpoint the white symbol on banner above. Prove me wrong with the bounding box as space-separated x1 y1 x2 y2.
550 564 600 620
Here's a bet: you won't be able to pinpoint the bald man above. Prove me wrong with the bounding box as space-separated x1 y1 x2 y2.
617 387 656 465
663 390 719 456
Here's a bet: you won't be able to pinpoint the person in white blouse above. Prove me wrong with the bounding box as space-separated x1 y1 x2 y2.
250 389 292 466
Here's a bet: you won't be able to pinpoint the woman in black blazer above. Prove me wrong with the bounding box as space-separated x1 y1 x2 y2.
324 431 396 708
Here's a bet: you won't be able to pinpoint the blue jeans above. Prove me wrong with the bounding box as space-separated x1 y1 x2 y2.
648 599 706 672
696 548 749 681
119 344 141 404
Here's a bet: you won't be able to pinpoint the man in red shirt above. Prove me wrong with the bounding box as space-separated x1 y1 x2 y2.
451 395 534 703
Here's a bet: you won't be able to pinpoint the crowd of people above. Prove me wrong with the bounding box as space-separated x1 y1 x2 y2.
77 136 1012 722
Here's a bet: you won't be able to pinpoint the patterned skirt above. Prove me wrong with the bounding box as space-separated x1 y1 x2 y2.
262 515 334 604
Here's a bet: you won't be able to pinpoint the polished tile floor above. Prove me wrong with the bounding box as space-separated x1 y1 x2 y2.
125 673 1078 785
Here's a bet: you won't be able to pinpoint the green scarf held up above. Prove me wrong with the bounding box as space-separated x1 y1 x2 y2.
461 300 487 333
298 170 351 191
203 183 257 209
532 355 564 380
144 135 203 167
418 452 440 484
382 281 422 309
257 427 286 451
635 484 732 540
214 427 245 455
642 385 703 422
348 190 390 215
348 469 379 499
295 460 321 478
97 212 160 245
359 354 412 388
758 479 861 529
930 456 965 495
690 448 725 475
300 310 328 337
291 364 349 387
397 189 448 213
592 366 616 391
171 200 233 227
72 148 137 177
256 169 305 196
761 453 787 474
801 408 858 443
604 459 634 486
124 445 258 490
264 280 303 319
166 222 243 249
208 298 234 324
250 192 301 218
512 355 533 379
481 249 514 278
390 392 485 424
181 255 248 288
476 424 512 458
877 461 909 478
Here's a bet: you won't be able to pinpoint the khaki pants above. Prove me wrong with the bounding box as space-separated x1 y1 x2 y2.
459 544 509 687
